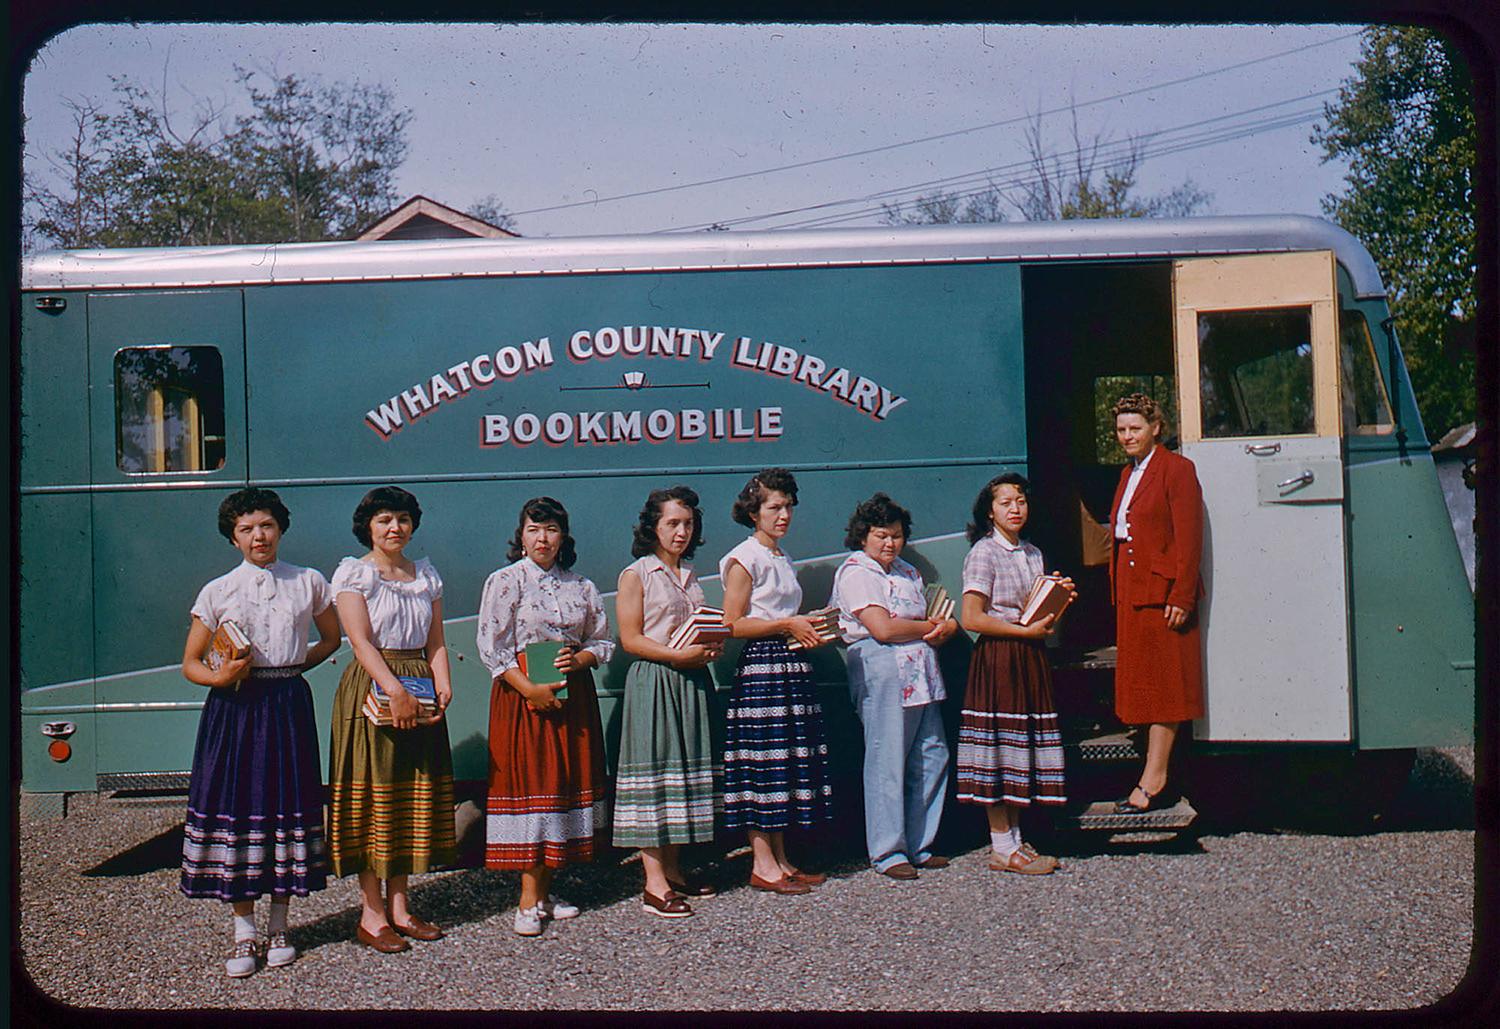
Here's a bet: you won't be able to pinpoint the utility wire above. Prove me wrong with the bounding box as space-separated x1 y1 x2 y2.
656 89 1336 233
508 31 1360 220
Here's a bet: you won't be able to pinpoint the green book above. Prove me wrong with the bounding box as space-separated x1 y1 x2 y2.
521 641 568 696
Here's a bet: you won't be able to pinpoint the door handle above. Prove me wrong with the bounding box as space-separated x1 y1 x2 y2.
1245 442 1282 456
1276 470 1314 491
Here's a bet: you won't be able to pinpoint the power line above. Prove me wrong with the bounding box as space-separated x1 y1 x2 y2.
656 90 1336 233
509 30 1360 222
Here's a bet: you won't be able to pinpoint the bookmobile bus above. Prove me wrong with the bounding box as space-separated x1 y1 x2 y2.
18 215 1474 830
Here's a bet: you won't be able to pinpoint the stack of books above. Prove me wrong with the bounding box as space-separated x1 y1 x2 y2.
363 675 438 726
787 607 841 651
924 585 955 623
1019 574 1073 627
668 606 732 649
204 620 251 672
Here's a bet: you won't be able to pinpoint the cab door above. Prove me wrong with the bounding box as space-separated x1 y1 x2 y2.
1172 251 1351 742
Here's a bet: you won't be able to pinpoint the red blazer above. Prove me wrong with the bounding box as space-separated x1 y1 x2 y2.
1108 446 1204 612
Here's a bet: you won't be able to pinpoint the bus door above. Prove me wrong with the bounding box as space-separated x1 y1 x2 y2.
1171 251 1351 742
86 290 247 782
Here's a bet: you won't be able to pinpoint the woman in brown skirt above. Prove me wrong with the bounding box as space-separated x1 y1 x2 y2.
956 473 1074 874
476 497 613 937
328 486 456 953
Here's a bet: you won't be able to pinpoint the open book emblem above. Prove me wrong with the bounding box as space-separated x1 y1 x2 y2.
622 371 647 389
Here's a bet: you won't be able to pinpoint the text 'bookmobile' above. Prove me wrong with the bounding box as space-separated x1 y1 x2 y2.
19 215 1474 824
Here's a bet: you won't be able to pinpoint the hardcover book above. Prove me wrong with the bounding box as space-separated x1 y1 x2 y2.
668 606 732 649
1019 575 1073 628
786 606 841 651
519 641 569 693
204 620 252 672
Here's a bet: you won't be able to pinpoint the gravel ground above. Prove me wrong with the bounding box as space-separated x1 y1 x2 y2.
16 747 1476 1014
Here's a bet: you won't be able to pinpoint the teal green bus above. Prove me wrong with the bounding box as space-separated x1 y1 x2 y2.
19 216 1473 820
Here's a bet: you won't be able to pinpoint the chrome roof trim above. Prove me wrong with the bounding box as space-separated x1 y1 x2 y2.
23 214 1386 298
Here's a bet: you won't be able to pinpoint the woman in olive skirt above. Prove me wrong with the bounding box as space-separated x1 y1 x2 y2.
328 486 455 954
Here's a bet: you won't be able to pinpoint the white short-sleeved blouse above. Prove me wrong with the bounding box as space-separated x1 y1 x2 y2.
621 553 705 645
190 559 332 668
719 536 802 620
331 556 443 650
830 550 945 707
961 530 1046 624
475 557 615 678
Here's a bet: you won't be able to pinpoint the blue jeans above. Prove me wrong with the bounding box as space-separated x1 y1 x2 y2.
847 638 950 871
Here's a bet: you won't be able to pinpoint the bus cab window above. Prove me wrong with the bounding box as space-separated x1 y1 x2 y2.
113 346 227 474
1196 307 1314 438
1339 309 1395 434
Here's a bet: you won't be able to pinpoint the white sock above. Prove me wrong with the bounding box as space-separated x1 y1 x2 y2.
990 829 1018 858
267 899 289 934
232 911 257 941
1007 827 1024 853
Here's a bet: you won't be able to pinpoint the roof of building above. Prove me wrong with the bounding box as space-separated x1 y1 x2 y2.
22 214 1386 297
355 194 519 241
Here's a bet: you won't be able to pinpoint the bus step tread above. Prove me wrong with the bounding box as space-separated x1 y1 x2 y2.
1065 797 1199 832
1065 731 1145 762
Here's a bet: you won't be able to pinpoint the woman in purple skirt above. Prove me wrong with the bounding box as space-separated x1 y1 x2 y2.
179 488 341 978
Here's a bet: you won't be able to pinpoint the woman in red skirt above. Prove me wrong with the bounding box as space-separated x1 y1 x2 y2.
476 497 614 937
1108 393 1204 813
957 473 1074 874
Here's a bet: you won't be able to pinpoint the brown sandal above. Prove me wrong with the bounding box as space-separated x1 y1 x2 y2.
988 848 1058 875
642 890 693 918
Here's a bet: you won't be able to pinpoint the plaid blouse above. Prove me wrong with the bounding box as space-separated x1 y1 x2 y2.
960 529 1045 624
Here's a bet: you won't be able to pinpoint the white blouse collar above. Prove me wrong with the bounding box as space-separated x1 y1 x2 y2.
989 528 1023 552
521 554 562 581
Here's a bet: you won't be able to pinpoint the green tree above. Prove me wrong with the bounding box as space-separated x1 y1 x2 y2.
1312 26 1477 437
24 67 414 249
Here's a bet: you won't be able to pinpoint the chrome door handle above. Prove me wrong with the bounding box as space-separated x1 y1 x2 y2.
1245 442 1282 455
1276 470 1314 490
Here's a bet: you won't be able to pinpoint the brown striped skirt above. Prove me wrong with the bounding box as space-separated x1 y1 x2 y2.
327 648 456 878
955 636 1066 806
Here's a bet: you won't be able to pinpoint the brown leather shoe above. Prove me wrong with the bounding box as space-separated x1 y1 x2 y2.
988 849 1058 875
880 862 919 880
391 915 444 941
786 869 827 885
914 855 950 869
667 878 717 897
749 872 812 894
355 924 411 953
642 890 694 918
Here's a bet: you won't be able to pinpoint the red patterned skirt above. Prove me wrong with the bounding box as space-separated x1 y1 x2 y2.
484 669 606 869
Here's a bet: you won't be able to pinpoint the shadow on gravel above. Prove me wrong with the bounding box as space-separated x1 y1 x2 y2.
82 823 185 877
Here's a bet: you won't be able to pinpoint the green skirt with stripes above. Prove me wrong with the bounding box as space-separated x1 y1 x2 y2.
611 660 722 848
327 648 456 878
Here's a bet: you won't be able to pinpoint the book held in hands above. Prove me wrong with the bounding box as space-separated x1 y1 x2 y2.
364 675 438 726
924 584 955 623
204 620 252 672
1019 574 1073 627
519 640 570 697
668 606 732 650
786 607 841 651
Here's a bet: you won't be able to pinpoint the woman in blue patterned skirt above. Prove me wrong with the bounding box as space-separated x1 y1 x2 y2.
180 488 340 978
719 468 833 894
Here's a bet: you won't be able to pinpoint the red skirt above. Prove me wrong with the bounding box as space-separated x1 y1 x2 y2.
484 669 606 869
1114 601 1204 724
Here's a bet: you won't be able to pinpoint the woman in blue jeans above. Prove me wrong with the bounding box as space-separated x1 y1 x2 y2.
830 493 959 879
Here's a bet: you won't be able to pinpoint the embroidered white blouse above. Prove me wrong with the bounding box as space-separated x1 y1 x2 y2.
719 536 802 620
190 559 332 668
331 556 443 650
830 551 946 707
622 553 705 645
475 557 615 678
961 529 1046 623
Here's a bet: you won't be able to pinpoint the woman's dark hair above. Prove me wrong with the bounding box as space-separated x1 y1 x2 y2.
1113 392 1168 432
632 485 705 559
218 487 290 541
844 492 914 550
731 467 799 528
966 473 1031 543
352 486 422 548
507 496 578 569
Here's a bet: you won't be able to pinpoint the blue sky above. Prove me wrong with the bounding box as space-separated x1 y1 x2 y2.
22 22 1366 238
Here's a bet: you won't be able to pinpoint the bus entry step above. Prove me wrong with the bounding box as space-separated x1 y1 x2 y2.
1065 797 1199 832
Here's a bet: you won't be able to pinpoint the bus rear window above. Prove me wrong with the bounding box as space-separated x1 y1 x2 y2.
114 346 227 474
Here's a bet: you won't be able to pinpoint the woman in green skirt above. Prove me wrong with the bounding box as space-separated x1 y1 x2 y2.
328 486 456 953
613 486 723 918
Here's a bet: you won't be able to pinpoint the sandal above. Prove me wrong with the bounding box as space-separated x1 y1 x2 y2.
642 890 693 918
988 848 1057 875
1016 843 1061 872
1114 782 1171 814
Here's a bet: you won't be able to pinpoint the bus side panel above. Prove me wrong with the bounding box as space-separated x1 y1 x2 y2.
19 299 96 792
1347 454 1474 748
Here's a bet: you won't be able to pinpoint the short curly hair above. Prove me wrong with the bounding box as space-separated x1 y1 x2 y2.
507 496 578 569
731 467 799 528
632 485 705 559
966 473 1030 544
218 487 290 541
1112 392 1166 431
844 492 913 550
352 486 423 548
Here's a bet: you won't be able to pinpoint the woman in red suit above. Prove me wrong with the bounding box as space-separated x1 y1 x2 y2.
1107 393 1204 813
